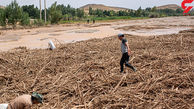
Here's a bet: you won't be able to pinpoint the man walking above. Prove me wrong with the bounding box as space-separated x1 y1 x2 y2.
0 92 43 109
118 33 136 73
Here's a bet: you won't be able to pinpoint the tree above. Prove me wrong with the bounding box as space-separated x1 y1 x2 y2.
56 4 78 20
142 10 148 17
5 0 23 27
157 9 176 16
57 4 67 15
135 7 142 17
22 5 39 19
128 9 135 17
42 9 49 21
76 9 84 19
151 6 157 12
70 8 76 17
33 19 44 26
118 10 128 16
49 2 62 24
95 9 104 17
103 10 110 16
21 12 30 26
176 8 183 13
110 10 116 16
0 8 6 27
145 8 151 12
89 7 93 15
149 12 160 18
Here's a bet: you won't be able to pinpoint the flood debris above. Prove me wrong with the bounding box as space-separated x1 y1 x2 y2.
0 29 193 109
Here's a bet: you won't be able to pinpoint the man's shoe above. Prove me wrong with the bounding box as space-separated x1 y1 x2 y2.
120 70 124 73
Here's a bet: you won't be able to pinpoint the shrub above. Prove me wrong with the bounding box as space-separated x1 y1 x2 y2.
5 0 23 27
33 19 44 26
21 12 30 26
49 2 62 24
149 13 160 18
0 8 6 27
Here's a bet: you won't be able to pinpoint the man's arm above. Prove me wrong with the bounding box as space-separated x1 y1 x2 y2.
125 42 131 55
24 105 32 109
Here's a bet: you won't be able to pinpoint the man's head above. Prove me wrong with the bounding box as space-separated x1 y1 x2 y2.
31 92 43 104
118 33 124 40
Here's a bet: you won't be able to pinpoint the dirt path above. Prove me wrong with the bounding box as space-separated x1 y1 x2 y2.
0 16 193 51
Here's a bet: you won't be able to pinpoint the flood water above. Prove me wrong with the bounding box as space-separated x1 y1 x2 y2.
0 16 193 52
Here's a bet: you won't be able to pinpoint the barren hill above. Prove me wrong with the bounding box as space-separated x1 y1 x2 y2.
156 4 181 10
80 4 129 13
0 5 5 9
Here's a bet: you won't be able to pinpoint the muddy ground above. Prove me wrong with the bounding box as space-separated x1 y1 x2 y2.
0 28 193 109
0 16 194 51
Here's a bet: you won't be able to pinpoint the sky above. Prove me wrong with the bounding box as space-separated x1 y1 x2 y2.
0 0 183 10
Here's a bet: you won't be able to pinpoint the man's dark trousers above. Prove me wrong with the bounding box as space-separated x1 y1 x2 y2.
120 53 135 72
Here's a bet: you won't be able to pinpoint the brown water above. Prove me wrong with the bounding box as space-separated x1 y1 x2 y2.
0 16 193 52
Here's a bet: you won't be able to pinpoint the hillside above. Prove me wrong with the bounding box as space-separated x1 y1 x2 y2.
156 4 181 10
80 4 129 13
0 5 5 9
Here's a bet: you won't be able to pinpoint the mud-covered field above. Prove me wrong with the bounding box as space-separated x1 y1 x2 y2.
0 16 193 51
0 29 194 109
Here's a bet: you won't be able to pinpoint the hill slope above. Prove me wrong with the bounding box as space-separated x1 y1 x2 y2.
0 5 5 9
156 4 181 10
80 4 129 13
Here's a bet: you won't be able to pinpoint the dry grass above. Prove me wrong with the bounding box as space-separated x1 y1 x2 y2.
0 29 193 109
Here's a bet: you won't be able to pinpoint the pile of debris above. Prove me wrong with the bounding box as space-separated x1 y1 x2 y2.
0 30 193 109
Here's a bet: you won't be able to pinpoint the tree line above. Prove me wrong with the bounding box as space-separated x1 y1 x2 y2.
0 0 85 28
89 7 184 18
0 0 188 28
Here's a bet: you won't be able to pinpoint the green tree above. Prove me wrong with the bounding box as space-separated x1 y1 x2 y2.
157 9 177 16
67 13 72 20
63 14 69 21
151 6 157 12
56 4 78 20
176 8 183 14
89 7 93 15
110 10 116 16
22 5 39 19
5 0 23 27
149 12 160 18
145 8 151 12
118 10 129 16
95 9 104 17
21 12 30 26
135 7 142 17
33 19 44 26
76 9 84 19
0 8 6 27
103 10 110 16
128 9 135 17
49 2 62 24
